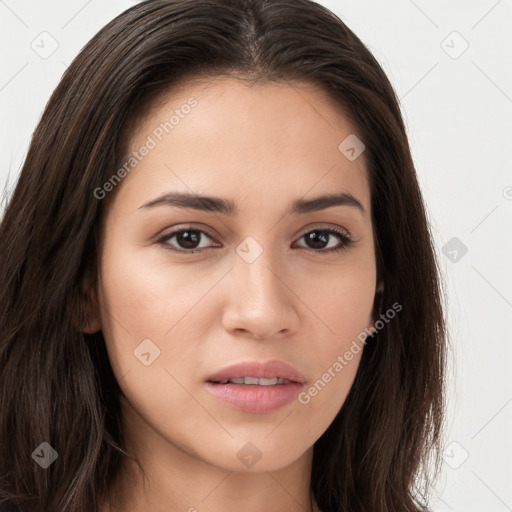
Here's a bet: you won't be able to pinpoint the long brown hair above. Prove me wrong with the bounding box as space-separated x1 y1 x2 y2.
0 1 446 510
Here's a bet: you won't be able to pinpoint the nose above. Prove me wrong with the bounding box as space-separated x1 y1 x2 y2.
221 247 299 340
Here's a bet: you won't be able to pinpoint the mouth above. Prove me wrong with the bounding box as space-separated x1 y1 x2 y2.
204 360 306 413
205 359 306 385
208 376 292 385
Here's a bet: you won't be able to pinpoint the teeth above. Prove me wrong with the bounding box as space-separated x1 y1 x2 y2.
258 377 278 385
217 377 287 385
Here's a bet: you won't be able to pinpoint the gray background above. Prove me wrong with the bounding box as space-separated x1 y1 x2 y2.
1 1 511 510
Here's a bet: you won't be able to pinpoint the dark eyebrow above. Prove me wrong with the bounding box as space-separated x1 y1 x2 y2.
139 191 365 215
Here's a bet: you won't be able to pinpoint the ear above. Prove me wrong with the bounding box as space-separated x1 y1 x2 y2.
80 275 102 334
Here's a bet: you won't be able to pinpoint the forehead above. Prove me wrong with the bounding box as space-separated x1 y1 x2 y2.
110 76 370 215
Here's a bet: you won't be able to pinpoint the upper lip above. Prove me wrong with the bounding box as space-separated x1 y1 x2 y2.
206 360 306 384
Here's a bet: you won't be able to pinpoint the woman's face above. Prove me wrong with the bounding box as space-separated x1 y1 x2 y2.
92 77 377 473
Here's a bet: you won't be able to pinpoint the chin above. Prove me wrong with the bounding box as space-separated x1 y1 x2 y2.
201 435 311 473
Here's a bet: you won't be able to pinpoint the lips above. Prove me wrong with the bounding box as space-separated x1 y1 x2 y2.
205 359 306 413
206 359 306 385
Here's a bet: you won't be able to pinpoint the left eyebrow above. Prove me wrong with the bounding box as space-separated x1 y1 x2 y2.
138 191 365 216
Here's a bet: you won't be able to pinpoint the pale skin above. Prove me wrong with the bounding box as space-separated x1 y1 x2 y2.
85 76 378 512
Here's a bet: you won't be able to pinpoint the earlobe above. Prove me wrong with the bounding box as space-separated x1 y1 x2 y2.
82 316 102 334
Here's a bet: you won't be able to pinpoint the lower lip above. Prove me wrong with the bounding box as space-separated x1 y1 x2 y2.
204 381 303 413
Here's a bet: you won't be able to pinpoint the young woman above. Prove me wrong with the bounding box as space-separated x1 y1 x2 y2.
0 1 446 511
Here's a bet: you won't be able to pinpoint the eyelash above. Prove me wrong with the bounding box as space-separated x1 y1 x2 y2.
156 226 354 255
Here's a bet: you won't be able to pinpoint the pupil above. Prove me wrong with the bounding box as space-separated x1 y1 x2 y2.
178 230 200 249
306 231 328 249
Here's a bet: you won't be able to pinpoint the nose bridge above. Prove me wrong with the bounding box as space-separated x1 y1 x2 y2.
223 234 297 338
234 235 286 306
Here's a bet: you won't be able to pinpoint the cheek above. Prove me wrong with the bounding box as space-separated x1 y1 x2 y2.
97 240 229 392
296 348 362 443
98 242 212 337
296 256 376 341
291 263 375 436
96 245 209 434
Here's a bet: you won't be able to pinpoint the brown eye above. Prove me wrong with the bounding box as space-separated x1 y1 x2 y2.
158 227 219 253
295 228 353 253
